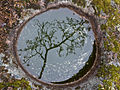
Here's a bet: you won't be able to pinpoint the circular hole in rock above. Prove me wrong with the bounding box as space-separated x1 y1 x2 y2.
14 6 98 86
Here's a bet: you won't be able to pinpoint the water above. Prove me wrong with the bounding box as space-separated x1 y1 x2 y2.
17 8 95 83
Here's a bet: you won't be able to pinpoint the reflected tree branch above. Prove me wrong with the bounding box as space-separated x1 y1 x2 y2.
22 52 38 64
35 48 45 60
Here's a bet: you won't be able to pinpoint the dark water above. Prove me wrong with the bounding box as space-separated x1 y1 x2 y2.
17 8 95 83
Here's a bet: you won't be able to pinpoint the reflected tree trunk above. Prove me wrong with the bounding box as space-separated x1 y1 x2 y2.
38 50 48 79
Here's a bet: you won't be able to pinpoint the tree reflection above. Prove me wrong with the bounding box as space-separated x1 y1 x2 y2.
18 17 90 79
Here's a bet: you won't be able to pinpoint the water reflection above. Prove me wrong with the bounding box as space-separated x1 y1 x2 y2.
18 8 94 83
52 41 96 84
19 17 88 79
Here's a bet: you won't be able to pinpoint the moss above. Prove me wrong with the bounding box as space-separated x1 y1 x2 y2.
0 0 120 89
97 63 120 89
0 78 32 90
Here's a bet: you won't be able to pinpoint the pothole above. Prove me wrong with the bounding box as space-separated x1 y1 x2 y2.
13 3 101 88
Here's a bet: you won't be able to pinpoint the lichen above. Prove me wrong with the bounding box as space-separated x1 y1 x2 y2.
0 0 120 89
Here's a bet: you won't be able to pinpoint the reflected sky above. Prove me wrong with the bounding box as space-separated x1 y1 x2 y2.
17 8 95 83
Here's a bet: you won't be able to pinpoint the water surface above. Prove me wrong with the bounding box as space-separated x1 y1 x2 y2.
17 8 95 83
